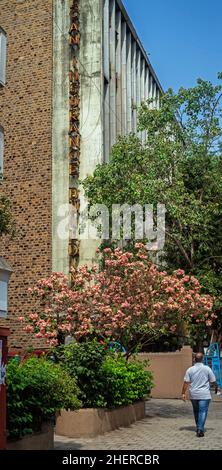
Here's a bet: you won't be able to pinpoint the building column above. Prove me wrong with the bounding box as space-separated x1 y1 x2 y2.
132 41 137 133
141 58 146 143
121 21 127 136
109 0 117 148
103 0 110 162
136 49 141 139
52 0 70 274
79 0 104 266
116 9 122 138
126 32 132 134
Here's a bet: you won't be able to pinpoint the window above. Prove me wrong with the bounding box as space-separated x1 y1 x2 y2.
0 27 7 86
0 280 7 317
0 127 3 179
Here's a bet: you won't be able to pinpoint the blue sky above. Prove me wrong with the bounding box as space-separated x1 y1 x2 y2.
123 0 222 91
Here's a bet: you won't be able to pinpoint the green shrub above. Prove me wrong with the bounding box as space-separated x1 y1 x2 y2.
7 357 81 439
101 356 153 407
56 340 153 409
55 340 108 408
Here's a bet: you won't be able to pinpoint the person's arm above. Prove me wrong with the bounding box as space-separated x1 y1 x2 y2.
208 369 217 392
181 381 190 401
210 381 218 393
182 369 191 401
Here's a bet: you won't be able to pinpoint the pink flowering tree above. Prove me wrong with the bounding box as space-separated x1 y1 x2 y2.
18 273 74 347
19 245 216 353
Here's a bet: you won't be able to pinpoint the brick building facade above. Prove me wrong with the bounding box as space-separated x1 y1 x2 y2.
0 0 53 350
0 0 162 350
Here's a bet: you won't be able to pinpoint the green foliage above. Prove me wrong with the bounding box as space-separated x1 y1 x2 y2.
55 340 153 408
188 322 210 350
101 356 153 407
83 74 222 346
0 195 14 236
7 357 81 439
55 340 108 408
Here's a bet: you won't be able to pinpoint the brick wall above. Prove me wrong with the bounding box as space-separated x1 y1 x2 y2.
0 0 53 350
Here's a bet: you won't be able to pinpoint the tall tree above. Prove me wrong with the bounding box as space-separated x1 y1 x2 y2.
83 74 222 344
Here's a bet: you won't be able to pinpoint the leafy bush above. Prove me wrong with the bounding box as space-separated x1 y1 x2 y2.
55 340 108 408
7 357 81 439
101 356 153 407
56 340 153 409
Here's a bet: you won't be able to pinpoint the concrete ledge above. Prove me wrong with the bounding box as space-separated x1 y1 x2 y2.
7 422 54 450
56 401 145 438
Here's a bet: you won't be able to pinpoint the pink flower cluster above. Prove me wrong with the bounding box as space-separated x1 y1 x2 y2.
19 245 216 346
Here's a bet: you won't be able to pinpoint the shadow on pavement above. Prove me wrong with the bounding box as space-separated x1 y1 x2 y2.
179 426 214 432
145 400 193 419
178 426 196 432
54 438 83 450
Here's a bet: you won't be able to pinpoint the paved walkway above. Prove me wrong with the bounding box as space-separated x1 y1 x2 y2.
55 396 222 450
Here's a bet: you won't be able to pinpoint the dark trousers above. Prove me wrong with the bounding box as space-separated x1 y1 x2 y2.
191 399 211 432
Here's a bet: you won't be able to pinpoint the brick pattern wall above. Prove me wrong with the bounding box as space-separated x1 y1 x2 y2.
0 0 53 351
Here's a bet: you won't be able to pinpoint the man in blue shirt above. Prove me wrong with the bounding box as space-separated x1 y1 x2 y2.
182 352 216 437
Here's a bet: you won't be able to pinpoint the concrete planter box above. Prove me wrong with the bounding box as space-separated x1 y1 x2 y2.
56 401 145 438
7 422 54 450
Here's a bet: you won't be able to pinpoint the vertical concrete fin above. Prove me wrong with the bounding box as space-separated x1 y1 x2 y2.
141 58 146 143
103 0 110 162
52 0 70 274
136 49 141 139
156 87 160 109
126 31 132 134
121 21 127 135
153 80 157 109
109 0 117 147
116 9 122 138
149 73 153 107
103 0 110 83
132 40 137 133
145 66 149 102
144 67 149 140
79 0 104 266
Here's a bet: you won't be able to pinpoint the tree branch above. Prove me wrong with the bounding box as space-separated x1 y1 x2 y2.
165 230 193 268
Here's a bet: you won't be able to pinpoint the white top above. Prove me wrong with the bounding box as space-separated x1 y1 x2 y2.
184 362 216 400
